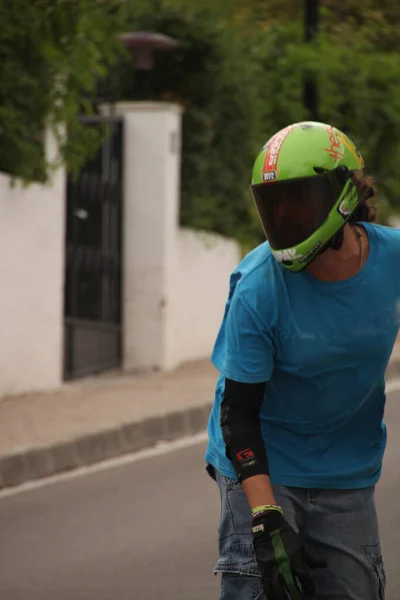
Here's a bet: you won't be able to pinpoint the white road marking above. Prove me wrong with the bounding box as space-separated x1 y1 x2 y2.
0 431 208 501
2 380 400 501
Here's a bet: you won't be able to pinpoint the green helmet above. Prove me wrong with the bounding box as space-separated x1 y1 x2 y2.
250 121 365 272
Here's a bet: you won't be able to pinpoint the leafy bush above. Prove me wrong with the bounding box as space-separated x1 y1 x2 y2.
0 0 125 182
2 0 399 245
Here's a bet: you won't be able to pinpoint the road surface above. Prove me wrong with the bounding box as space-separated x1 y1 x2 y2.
1 388 400 599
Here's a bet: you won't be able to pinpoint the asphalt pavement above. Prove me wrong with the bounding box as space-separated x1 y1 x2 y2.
1 387 400 600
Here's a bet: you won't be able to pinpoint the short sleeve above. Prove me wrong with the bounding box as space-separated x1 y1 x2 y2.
214 292 275 384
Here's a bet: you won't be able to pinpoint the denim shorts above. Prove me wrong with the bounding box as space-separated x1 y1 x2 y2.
207 465 386 600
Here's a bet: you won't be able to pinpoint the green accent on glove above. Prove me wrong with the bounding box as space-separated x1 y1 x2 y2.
252 504 283 517
271 530 303 600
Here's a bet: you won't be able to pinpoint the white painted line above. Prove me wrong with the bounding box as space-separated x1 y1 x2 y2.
0 431 208 501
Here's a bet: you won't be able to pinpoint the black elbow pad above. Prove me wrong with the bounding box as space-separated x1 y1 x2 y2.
220 379 269 481
220 404 232 454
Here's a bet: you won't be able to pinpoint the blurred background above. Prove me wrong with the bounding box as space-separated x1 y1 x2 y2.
1 3 400 599
2 0 400 245
2 0 400 390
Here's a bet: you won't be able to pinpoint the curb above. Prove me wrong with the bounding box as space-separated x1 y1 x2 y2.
2 356 400 492
0 403 212 491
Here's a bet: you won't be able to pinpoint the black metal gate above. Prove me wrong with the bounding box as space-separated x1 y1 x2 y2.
64 117 123 379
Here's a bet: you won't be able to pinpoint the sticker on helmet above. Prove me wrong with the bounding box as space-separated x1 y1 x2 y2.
272 248 297 262
297 242 322 264
337 185 358 217
272 242 322 265
263 171 277 182
337 198 352 217
340 133 364 170
324 126 344 163
262 125 296 182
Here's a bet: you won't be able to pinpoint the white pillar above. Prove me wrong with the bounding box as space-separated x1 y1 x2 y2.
112 102 183 371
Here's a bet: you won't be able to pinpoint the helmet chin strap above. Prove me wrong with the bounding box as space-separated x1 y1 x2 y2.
329 226 345 251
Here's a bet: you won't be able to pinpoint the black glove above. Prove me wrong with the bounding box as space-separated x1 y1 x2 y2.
252 507 326 600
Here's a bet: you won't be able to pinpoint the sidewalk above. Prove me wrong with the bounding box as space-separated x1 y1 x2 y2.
0 359 218 490
2 345 400 491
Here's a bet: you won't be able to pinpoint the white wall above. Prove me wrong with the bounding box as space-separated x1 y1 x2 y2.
0 132 65 396
0 103 239 397
165 228 240 369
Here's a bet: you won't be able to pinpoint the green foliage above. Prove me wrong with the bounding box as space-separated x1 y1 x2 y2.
2 0 400 244
302 11 400 218
115 1 400 247
116 3 307 248
0 0 126 183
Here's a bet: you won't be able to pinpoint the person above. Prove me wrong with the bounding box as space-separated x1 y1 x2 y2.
205 121 400 600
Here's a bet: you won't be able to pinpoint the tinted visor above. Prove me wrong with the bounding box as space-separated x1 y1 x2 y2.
251 172 346 250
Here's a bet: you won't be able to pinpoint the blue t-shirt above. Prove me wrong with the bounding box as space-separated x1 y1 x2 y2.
205 223 400 488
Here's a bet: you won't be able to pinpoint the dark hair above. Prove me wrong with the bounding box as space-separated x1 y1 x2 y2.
349 174 377 223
